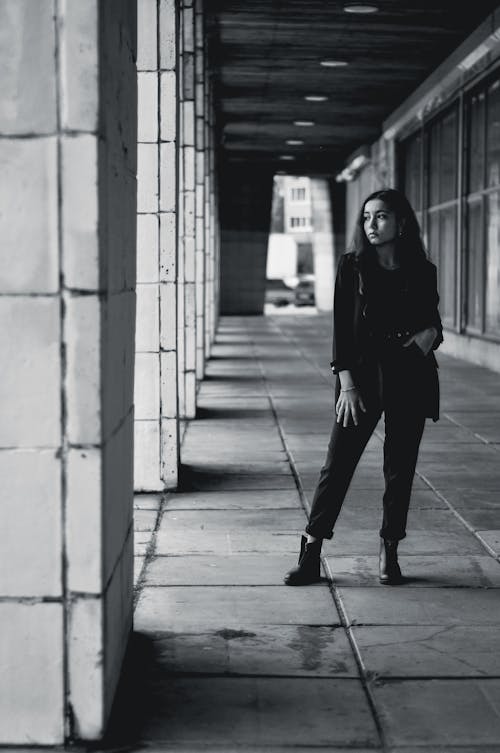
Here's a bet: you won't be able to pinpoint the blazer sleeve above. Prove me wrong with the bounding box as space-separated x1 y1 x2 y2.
425 263 444 351
330 254 357 373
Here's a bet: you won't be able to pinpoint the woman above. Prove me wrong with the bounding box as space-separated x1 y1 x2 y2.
284 188 443 586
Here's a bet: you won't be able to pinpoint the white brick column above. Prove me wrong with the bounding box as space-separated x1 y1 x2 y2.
194 0 206 378
135 0 179 490
310 178 335 312
0 0 137 743
179 0 197 419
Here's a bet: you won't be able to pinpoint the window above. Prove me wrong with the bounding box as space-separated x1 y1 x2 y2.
291 187 306 201
426 106 459 329
290 216 310 228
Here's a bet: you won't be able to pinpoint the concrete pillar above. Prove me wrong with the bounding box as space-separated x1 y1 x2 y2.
220 166 274 315
310 178 335 312
195 0 206 379
0 0 137 743
179 0 197 419
135 0 179 490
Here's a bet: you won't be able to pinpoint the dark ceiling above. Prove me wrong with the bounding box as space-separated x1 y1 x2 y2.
207 0 500 175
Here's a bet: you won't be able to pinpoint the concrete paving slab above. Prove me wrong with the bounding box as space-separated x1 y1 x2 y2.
340 488 448 509
143 625 358 677
339 587 500 626
144 554 314 586
325 554 500 588
155 529 302 555
134 494 163 510
454 509 500 529
137 677 379 748
134 509 158 532
180 461 292 475
440 489 500 510
181 472 297 491
476 530 500 555
134 531 154 556
335 508 467 532
353 625 500 677
164 489 302 510
373 679 500 747
159 508 306 532
135 585 338 631
314 528 484 556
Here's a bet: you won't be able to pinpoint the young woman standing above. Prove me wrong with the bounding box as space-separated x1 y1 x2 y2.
284 189 443 586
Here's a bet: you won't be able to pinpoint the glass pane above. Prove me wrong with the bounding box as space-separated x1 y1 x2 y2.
427 210 440 265
485 191 500 334
403 133 422 210
439 206 457 327
469 90 485 193
441 108 458 202
466 199 484 331
428 124 440 206
487 79 500 187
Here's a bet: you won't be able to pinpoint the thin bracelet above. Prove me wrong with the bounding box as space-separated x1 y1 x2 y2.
340 386 357 393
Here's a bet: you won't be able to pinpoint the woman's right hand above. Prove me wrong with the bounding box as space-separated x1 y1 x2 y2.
336 388 367 427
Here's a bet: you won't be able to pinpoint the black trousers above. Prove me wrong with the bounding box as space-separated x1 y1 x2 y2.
305 404 426 542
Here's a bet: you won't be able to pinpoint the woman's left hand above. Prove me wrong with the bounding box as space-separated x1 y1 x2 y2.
403 326 438 356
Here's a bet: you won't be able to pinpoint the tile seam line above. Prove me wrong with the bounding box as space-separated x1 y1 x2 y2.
245 318 388 753
133 492 170 609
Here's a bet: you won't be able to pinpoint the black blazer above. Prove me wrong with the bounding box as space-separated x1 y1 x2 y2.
330 251 443 421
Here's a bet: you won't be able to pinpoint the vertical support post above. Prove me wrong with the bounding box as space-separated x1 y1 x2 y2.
136 0 179 490
195 0 206 379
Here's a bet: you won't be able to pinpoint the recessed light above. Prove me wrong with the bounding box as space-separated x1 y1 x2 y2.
320 60 349 67
305 95 329 102
344 4 379 13
293 120 315 127
286 139 304 146
279 155 296 161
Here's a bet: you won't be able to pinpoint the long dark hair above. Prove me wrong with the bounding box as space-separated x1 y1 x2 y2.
350 188 428 268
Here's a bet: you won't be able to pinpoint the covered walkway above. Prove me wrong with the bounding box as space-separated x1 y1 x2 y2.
128 313 500 751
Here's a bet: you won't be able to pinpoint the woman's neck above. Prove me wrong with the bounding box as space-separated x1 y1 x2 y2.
376 244 399 270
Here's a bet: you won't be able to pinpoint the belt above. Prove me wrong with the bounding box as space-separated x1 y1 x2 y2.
375 330 411 342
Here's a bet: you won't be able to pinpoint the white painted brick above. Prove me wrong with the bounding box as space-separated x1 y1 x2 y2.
136 284 160 352
69 597 105 739
160 417 179 487
185 370 196 419
182 7 195 52
196 215 204 251
65 293 101 445
0 0 57 134
134 420 162 491
160 141 176 212
0 450 61 597
0 602 64 744
137 214 160 283
0 297 60 447
160 350 177 418
102 291 136 440
184 236 196 282
160 71 176 142
185 282 196 371
103 413 134 582
138 72 158 143
183 101 195 146
137 0 158 71
159 212 176 281
159 0 176 71
137 143 159 214
0 138 58 293
60 0 99 131
135 352 160 420
67 448 102 593
159 281 177 351
62 134 99 290
184 146 196 192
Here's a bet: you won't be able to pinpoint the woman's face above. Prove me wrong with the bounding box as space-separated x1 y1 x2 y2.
363 199 398 247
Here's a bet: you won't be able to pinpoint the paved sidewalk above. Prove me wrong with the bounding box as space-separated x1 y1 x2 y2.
130 313 500 752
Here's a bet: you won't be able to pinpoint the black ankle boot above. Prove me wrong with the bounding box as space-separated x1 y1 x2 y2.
284 536 322 586
379 538 403 585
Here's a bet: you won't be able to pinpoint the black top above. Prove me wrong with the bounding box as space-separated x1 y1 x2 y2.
366 264 409 338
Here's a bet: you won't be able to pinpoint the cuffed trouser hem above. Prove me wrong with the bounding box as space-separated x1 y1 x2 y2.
304 526 333 540
379 530 406 543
